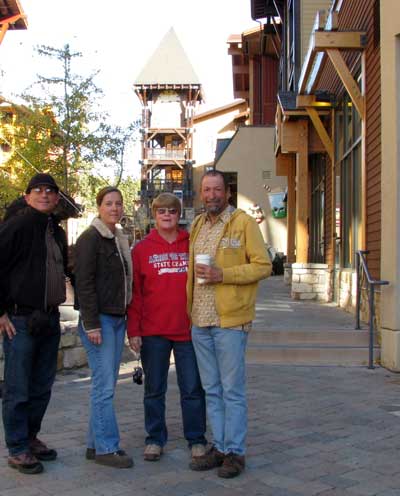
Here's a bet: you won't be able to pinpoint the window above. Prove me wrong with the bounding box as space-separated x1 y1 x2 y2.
335 76 362 268
310 155 326 263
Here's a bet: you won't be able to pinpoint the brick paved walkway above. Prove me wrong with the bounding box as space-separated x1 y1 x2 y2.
1 360 400 495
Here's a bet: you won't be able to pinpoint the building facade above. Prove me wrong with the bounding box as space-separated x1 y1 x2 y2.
250 0 400 368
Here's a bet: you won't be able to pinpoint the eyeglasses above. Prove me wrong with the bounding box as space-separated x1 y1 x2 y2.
31 186 57 194
156 208 178 215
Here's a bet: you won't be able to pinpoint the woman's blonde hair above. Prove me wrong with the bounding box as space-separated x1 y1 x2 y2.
151 193 181 217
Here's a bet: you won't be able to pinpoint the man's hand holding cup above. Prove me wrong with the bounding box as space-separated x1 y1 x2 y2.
195 254 223 285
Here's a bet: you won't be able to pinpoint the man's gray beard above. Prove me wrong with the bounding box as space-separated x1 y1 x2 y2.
205 205 223 215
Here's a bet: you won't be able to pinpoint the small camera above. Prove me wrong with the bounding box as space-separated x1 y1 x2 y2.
132 366 143 385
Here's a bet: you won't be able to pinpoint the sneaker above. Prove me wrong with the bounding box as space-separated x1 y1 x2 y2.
189 445 225 471
191 443 207 458
95 450 133 468
29 438 57 461
217 452 245 478
143 444 163 462
8 452 44 474
86 448 96 460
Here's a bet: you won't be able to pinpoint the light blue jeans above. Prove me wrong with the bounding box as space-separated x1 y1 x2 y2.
78 314 126 455
191 325 248 455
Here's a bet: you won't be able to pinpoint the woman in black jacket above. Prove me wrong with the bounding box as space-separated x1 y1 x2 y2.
74 186 133 469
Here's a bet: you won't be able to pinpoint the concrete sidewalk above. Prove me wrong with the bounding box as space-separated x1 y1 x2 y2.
1 361 400 495
254 276 356 332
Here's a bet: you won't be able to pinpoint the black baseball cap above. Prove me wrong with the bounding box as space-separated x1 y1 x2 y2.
25 173 59 194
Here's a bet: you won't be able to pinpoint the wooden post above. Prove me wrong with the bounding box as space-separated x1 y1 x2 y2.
287 155 296 263
296 120 309 263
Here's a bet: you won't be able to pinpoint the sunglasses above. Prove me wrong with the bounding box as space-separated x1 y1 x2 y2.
156 208 178 215
31 186 57 194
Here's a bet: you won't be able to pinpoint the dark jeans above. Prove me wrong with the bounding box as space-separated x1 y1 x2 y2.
2 314 61 456
141 336 207 448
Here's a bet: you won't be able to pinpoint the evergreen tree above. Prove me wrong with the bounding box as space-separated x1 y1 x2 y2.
0 43 139 216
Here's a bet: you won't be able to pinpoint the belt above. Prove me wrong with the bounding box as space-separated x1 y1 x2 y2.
9 304 59 316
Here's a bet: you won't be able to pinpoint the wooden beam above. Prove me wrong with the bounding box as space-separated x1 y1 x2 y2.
326 48 365 119
287 155 296 263
194 101 247 124
281 120 306 154
275 104 282 155
276 152 293 176
305 107 333 161
296 121 309 263
0 23 8 45
0 13 26 32
314 31 366 51
296 94 317 107
309 125 326 154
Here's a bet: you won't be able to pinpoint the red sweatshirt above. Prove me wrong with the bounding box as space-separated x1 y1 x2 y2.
127 228 191 340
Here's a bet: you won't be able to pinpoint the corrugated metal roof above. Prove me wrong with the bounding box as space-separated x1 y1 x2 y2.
0 0 27 29
134 27 201 86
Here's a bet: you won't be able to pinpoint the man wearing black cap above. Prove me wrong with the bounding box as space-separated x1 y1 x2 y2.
0 173 68 474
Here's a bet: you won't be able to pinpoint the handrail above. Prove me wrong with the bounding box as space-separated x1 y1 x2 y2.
355 250 389 369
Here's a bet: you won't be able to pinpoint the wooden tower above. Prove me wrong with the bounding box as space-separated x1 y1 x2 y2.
133 27 203 225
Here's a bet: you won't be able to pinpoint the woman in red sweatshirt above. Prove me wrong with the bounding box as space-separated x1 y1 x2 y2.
127 193 207 462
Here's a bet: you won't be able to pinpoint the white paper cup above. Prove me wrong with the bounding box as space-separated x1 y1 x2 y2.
195 254 212 284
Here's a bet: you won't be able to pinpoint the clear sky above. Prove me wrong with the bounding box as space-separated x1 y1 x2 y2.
0 0 258 127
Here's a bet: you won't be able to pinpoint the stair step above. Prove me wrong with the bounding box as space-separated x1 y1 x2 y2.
246 329 379 365
246 346 380 366
249 329 376 346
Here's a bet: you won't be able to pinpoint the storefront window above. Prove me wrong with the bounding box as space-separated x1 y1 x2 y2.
335 74 362 268
310 155 325 263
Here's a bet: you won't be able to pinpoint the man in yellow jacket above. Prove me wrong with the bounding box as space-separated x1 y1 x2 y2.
187 170 271 478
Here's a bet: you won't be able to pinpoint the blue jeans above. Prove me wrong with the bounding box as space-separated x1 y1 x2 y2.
191 326 248 456
140 336 207 448
2 314 61 456
78 314 126 455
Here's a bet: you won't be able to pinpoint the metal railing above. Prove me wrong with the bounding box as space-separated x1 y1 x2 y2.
355 250 389 369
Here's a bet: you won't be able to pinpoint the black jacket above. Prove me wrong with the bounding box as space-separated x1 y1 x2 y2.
73 218 132 331
0 207 68 316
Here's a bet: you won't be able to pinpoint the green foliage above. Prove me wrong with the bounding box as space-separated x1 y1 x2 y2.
116 176 140 215
0 43 139 217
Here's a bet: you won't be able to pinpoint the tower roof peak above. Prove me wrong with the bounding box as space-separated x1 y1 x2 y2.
134 27 201 86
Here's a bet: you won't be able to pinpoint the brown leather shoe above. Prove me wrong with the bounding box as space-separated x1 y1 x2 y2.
29 438 57 461
8 452 44 474
95 450 133 468
189 445 225 471
217 452 245 478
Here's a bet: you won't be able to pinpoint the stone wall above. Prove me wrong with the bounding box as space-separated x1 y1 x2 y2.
290 263 333 302
284 263 382 336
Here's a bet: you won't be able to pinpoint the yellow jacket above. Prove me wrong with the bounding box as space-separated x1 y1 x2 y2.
187 209 272 328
